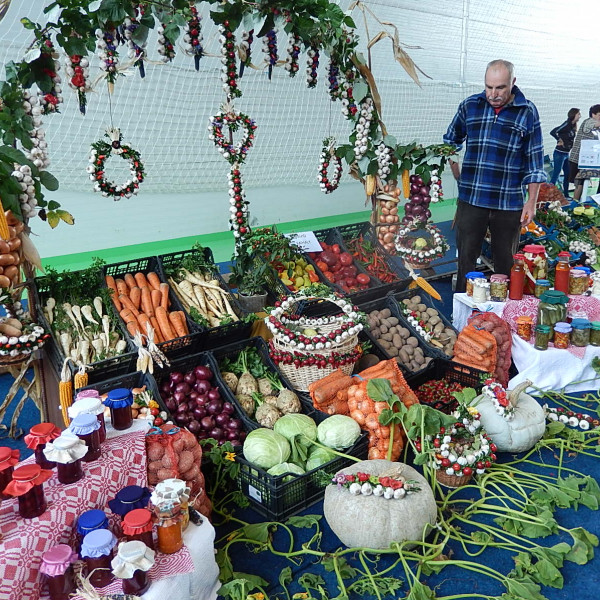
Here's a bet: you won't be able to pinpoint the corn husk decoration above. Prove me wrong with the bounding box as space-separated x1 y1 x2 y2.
59 359 73 427
406 262 441 301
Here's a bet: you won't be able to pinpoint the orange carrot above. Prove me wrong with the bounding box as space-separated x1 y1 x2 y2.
120 308 137 324
134 272 149 289
127 321 141 337
149 316 164 343
151 288 162 311
147 271 161 291
119 294 139 316
155 306 175 341
159 283 170 310
168 311 187 338
130 286 142 310
106 275 118 297
115 278 129 298
140 286 154 318
124 273 137 291
136 312 151 334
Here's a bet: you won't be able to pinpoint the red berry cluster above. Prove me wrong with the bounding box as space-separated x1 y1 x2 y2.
187 5 203 71
39 37 61 114
319 139 343 195
68 55 87 115
342 69 359 118
229 167 249 237
269 345 363 369
551 406 597 426
220 21 240 98
268 315 358 347
285 33 301 77
415 379 464 412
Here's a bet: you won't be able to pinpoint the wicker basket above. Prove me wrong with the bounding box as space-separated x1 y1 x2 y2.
435 469 473 489
267 295 364 392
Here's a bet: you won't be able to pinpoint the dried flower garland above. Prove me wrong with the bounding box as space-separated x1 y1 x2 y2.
219 22 241 99
38 37 62 115
318 137 343 194
238 29 254 78
183 5 203 70
263 28 278 80
332 471 421 499
157 24 176 63
544 405 599 430
64 54 89 115
208 104 257 165
87 128 144 200
285 33 301 77
353 97 374 160
306 46 319 88
227 166 250 238
327 57 341 100
95 28 119 87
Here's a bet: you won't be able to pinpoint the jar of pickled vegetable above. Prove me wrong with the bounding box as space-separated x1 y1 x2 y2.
537 291 569 332
108 485 152 521
570 318 591 347
153 479 191 531
123 508 155 550
534 325 551 350
465 272 486 296
515 316 534 341
70 394 106 443
590 322 600 346
489 274 509 301
472 279 490 303
81 528 117 588
569 269 589 295
104 388 133 431
40 544 78 600
43 433 87 485
77 510 110 554
68 414 101 462
522 244 547 295
553 322 572 349
534 279 551 299
4 464 53 519
111 540 155 596
0 447 19 499
24 423 61 471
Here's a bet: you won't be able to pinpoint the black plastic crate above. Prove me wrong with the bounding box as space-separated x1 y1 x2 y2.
103 256 199 359
157 248 253 351
33 270 136 382
390 289 458 359
236 430 368 521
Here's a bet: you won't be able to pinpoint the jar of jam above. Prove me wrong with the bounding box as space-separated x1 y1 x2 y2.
534 324 551 350
24 423 61 471
151 496 184 554
534 279 551 299
81 528 117 588
68 414 101 462
472 279 490 303
123 508 155 550
77 509 110 553
570 318 591 347
569 269 589 295
537 291 569 332
0 447 19 499
104 388 133 431
465 272 486 296
590 321 600 346
515 315 534 341
553 322 572 349
69 394 106 443
4 463 53 518
111 540 155 596
522 244 547 295
489 274 509 301
153 479 191 531
40 544 78 600
108 485 152 521
43 433 87 485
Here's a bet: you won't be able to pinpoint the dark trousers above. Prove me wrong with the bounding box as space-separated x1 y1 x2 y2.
455 200 522 293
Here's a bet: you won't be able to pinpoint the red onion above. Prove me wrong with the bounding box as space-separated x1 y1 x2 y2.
173 391 187 404
170 372 184 384
184 372 196 386
194 365 213 381
194 380 211 395
189 391 199 401
206 399 223 415
193 406 207 420
188 419 201 434
176 414 190 426
226 430 239 441
222 402 235 415
200 415 215 430
160 381 171 395
227 418 243 431
174 382 191 395
165 398 177 412
176 402 189 414
207 388 221 402
209 427 224 440
215 413 229 426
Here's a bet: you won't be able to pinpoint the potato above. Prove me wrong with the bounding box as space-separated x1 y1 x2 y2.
181 464 200 482
424 356 433 366
411 296 422 305
381 308 391 318
429 316 440 326
392 334 402 347
147 459 163 473
433 322 445 334
417 303 427 312
406 336 419 347
178 450 194 474
402 299 412 306
162 452 175 468
387 317 399 326
399 327 410 338
380 324 389 334
147 445 164 462
371 328 381 338
173 438 185 453
405 344 414 356
426 308 438 317
157 468 175 481
399 349 410 364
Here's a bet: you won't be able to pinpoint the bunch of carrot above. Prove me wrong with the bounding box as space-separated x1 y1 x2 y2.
105 271 189 345
452 324 497 376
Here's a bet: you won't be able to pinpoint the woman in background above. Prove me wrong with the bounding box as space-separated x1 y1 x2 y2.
550 107 580 198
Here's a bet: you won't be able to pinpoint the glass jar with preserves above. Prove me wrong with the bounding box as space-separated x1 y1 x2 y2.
153 479 191 532
554 251 571 294
24 423 61 471
151 496 184 554
81 528 117 588
569 269 589 295
472 279 490 303
515 316 534 341
590 322 600 346
534 279 551 299
465 272 486 297
537 291 569 332
104 388 133 431
77 510 110 554
4 463 53 518
68 414 101 462
40 544 78 600
570 318 591 347
0 447 19 499
108 485 152 521
534 324 551 350
69 394 106 443
553 322 572 349
509 254 526 300
123 508 155 550
490 274 509 301
111 540 155 596
522 244 547 295
43 433 87 485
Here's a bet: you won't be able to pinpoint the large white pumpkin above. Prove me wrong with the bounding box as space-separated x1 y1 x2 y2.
324 459 437 550
475 380 545 453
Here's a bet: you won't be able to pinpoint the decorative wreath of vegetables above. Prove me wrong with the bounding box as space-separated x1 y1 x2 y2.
331 471 421 500
395 222 449 266
0 292 49 358
228 166 250 238
88 128 144 199
270 344 363 370
318 137 343 194
208 103 257 165
482 379 515 420
219 21 241 99
544 405 599 431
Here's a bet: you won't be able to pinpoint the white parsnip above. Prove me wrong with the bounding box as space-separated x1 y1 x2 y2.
71 305 86 331
45 297 56 325
93 297 104 319
81 305 98 325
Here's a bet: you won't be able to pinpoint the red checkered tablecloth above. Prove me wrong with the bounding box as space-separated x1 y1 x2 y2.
0 431 194 600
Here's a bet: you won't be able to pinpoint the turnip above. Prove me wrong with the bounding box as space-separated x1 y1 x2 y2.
221 372 238 393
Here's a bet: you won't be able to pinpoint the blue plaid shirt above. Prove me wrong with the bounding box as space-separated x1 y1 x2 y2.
443 85 546 210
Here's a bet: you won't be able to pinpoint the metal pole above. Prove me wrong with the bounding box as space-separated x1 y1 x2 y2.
459 0 470 85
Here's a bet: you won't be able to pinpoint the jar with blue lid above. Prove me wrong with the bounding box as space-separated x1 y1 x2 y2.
108 485 152 521
68 414 101 462
534 279 550 298
104 388 133 431
465 272 486 297
77 509 109 553
81 528 117 588
570 318 591 347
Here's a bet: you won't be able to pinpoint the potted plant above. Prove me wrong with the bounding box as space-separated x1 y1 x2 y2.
228 250 270 313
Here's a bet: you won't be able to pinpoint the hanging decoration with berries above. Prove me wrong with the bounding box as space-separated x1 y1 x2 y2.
263 28 278 80
238 29 253 78
285 33 300 77
157 23 176 63
219 21 241 98
36 36 62 115
306 45 319 88
340 68 359 119
95 27 119 93
183 5 203 70
88 128 145 200
123 7 147 78
327 57 342 100
65 54 90 115
318 137 343 194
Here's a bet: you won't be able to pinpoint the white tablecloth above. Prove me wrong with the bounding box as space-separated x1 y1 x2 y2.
452 292 505 331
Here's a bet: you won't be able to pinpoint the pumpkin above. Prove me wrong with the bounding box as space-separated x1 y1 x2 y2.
323 459 437 550
475 380 545 453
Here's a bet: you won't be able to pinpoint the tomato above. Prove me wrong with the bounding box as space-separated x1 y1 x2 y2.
154 417 164 426
330 262 343 272
339 252 353 266
345 277 357 288
331 244 341 254
356 273 370 285
150 407 159 416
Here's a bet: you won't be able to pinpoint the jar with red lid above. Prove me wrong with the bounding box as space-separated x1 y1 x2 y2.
104 388 133 431
69 394 106 443
108 485 152 521
81 528 117 588
68 414 101 462
43 433 87 485
40 544 78 600
111 540 155 596
0 447 19 500
123 508 155 549
4 463 53 518
522 244 547 295
24 423 61 470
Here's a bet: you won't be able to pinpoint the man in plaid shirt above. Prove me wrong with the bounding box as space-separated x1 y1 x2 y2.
444 59 546 292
